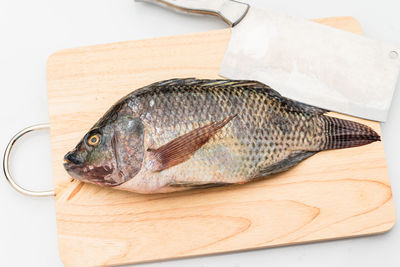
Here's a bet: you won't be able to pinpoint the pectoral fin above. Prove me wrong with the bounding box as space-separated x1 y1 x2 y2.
147 115 237 172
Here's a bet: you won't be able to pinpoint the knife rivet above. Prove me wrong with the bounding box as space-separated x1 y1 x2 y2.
389 51 399 59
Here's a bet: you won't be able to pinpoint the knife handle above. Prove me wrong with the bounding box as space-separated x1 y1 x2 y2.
135 0 249 27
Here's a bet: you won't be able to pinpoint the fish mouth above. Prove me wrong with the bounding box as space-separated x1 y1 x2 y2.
63 160 82 172
63 160 85 181
63 160 82 171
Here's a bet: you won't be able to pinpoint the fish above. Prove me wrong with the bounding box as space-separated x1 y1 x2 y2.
63 78 380 194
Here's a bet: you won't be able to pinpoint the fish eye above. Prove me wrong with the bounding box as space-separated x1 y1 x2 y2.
87 134 101 147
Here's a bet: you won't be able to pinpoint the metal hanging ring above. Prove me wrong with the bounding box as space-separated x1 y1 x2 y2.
3 123 54 197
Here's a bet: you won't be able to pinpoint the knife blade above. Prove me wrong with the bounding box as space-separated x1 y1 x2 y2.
137 0 400 121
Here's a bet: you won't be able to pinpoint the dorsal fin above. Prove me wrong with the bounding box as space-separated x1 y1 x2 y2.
144 78 267 88
278 97 328 115
142 78 271 89
147 115 237 172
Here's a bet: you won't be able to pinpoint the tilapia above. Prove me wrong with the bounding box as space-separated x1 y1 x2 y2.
63 78 380 194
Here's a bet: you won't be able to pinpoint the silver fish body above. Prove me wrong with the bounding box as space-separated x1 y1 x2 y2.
63 78 380 193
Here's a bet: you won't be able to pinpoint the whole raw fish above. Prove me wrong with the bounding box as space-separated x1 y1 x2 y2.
64 78 380 193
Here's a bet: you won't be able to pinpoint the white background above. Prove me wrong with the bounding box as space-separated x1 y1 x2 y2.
0 0 399 266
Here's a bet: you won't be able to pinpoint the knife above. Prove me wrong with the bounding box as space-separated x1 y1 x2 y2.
136 0 400 121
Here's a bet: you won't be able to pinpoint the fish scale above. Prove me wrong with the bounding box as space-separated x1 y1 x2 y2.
64 78 381 193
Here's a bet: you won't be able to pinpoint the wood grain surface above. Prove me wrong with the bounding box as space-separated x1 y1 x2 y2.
47 17 395 267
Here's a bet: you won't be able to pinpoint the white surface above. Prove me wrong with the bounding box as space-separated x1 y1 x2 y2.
0 0 399 266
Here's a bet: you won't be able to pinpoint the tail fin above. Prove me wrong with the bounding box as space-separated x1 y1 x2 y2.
323 116 381 150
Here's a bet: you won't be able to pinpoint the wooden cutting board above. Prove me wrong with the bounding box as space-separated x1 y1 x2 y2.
47 17 395 267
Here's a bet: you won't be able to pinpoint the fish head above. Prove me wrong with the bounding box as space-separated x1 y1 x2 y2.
63 114 145 187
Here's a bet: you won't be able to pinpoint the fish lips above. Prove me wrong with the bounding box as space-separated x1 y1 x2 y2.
63 160 85 181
